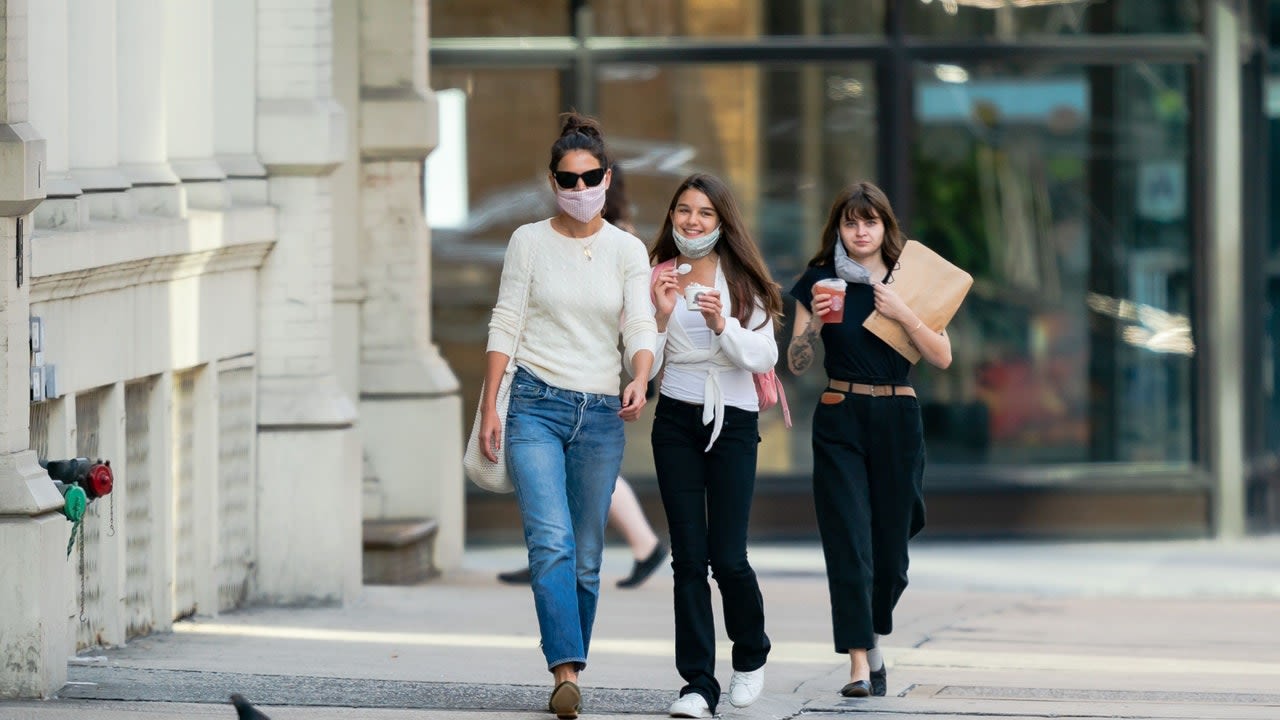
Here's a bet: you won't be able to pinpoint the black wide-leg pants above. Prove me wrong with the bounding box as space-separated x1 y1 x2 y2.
811 390 926 654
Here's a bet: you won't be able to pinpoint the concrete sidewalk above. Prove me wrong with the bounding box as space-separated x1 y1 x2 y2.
2 538 1279 719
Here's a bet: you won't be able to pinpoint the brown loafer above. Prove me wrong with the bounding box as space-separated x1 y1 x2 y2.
840 679 871 698
549 680 580 719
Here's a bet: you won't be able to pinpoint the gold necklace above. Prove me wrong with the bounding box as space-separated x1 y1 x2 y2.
581 228 604 260
557 218 604 261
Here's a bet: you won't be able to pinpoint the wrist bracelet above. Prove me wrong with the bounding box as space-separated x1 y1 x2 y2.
911 320 923 333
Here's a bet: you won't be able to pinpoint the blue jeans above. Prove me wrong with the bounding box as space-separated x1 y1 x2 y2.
506 367 625 672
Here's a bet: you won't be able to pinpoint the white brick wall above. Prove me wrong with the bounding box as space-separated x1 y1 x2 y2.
259 176 335 378
1 0 31 123
360 161 430 362
257 0 333 100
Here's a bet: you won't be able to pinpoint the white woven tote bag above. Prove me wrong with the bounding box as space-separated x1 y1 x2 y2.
462 249 532 493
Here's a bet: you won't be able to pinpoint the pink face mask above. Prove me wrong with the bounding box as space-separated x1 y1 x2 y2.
555 182 608 223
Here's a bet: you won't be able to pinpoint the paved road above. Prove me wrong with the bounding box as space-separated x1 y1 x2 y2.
3 538 1279 719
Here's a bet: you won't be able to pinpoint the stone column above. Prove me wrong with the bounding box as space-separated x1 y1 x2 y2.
255 0 360 604
331 0 363 410
117 0 183 217
355 0 463 570
213 0 268 205
27 0 85 229
1206 0 1245 538
67 0 132 220
163 0 229 209
0 0 64 697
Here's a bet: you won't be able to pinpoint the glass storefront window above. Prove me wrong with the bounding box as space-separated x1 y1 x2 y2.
428 68 566 428
904 0 1201 38
1264 55 1280 453
910 60 1194 464
431 0 570 37
596 62 878 477
426 61 877 480
590 0 884 37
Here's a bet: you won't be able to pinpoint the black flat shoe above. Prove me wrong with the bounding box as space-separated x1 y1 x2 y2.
497 567 532 584
840 680 871 698
617 543 668 588
870 666 886 697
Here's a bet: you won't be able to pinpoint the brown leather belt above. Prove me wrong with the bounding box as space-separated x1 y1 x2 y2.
827 379 916 398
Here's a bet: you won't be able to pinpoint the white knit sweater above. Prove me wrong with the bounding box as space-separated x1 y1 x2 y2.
487 219 658 396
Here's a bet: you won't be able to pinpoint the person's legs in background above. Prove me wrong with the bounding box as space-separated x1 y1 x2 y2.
498 476 669 588
610 477 669 588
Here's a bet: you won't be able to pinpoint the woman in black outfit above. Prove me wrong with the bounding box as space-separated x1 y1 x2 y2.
786 182 952 698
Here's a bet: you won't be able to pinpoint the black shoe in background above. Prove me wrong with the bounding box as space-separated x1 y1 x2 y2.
497 566 532 584
617 543 669 588
870 666 886 696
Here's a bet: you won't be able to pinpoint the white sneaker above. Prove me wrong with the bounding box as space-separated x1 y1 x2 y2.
668 692 711 718
728 667 765 707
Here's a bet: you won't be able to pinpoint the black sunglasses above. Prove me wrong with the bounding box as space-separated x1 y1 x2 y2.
552 168 607 190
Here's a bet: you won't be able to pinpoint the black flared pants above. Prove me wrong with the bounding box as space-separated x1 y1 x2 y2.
652 395 771 711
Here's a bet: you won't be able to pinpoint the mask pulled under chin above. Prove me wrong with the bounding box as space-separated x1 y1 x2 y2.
673 225 721 259
555 183 608 223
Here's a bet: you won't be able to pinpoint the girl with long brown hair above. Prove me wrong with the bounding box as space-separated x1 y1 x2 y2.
647 173 781 718
787 181 951 699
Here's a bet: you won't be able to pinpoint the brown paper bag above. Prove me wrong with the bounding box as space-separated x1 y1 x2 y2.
863 240 973 364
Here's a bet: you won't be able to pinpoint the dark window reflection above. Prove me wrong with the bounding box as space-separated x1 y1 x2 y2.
1265 54 1280 453
590 0 885 37
904 0 1200 37
911 61 1194 464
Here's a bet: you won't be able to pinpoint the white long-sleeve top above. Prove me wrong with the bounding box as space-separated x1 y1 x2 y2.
487 219 657 396
651 261 778 450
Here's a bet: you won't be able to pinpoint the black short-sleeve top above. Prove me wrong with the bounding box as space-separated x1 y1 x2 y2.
790 264 913 386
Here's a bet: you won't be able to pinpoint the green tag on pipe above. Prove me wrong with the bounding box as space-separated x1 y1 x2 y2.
61 485 87 522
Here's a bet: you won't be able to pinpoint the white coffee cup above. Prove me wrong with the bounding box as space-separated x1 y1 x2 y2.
684 283 711 311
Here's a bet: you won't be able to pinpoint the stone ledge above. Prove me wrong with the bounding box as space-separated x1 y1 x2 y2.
29 205 277 299
0 122 48 217
257 98 347 176
362 518 440 586
360 87 437 161
0 450 63 516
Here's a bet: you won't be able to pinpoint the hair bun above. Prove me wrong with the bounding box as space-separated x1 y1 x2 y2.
560 112 604 140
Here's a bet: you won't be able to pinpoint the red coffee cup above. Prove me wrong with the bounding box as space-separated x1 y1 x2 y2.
813 278 848 323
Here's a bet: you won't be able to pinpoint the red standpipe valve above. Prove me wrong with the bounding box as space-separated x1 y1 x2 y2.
43 458 114 500
85 461 113 499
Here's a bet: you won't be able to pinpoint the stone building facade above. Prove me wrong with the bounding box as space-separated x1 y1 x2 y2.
0 0 460 698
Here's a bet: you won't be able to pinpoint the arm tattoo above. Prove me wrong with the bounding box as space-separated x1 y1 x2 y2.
788 324 819 374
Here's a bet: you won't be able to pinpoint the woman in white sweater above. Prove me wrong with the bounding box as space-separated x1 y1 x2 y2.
648 173 783 719
478 114 656 720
